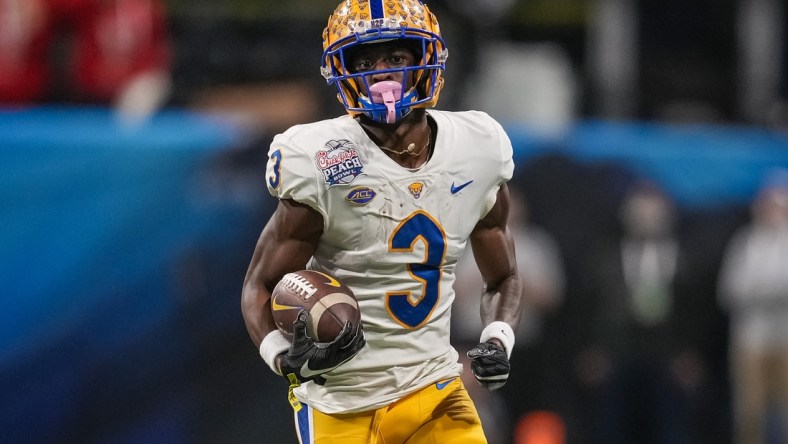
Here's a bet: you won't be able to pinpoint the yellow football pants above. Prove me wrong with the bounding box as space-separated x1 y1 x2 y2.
292 377 487 444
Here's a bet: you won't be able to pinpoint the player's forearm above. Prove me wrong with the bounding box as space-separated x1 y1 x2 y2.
480 271 523 330
241 282 277 347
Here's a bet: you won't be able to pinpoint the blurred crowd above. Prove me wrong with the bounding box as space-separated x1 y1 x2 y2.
0 0 171 124
3 0 787 128
454 171 788 444
719 170 788 444
2 1 788 444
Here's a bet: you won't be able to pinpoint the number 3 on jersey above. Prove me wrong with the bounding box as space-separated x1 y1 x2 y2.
268 149 282 190
387 211 446 329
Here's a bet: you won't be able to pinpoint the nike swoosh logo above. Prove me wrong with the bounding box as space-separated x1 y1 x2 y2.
435 377 457 390
271 296 302 312
450 180 473 194
298 347 357 378
299 360 326 378
313 271 341 287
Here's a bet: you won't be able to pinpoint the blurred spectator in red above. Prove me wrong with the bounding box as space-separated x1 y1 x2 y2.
718 168 788 444
0 0 170 122
576 180 710 444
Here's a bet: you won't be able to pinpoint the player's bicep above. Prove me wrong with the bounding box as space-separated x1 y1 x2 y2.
470 185 516 288
246 199 324 293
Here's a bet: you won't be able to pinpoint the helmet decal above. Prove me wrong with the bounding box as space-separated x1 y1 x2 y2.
321 0 448 124
370 0 384 19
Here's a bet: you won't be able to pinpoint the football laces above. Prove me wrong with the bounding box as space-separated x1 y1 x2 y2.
281 273 319 299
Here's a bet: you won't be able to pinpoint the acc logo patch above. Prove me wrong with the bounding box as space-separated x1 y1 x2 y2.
408 182 424 199
316 140 364 186
346 187 376 205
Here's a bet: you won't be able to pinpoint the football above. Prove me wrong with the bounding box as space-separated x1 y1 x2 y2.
270 270 361 343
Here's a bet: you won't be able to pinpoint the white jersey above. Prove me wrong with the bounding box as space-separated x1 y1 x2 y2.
265 110 514 414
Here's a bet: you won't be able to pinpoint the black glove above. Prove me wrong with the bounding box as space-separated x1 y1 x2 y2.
467 341 510 391
278 310 365 386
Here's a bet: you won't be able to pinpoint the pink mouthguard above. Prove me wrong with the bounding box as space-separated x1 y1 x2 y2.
368 81 402 124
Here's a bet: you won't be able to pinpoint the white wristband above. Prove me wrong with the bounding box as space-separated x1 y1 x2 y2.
480 321 515 359
259 330 291 375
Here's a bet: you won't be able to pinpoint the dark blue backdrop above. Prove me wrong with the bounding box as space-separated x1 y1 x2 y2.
1 107 787 443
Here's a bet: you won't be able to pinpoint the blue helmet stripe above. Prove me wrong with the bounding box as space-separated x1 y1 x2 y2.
370 0 384 19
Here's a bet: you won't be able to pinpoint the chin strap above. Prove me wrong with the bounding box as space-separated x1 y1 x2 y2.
368 81 403 124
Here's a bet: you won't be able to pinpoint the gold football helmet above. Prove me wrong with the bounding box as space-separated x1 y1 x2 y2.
321 0 448 123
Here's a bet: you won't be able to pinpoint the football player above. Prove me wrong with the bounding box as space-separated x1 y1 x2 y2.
241 1 523 442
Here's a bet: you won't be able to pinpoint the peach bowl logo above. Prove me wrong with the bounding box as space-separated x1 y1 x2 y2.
316 140 364 186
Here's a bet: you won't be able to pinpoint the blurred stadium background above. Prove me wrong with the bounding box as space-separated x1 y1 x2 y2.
2 0 788 443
